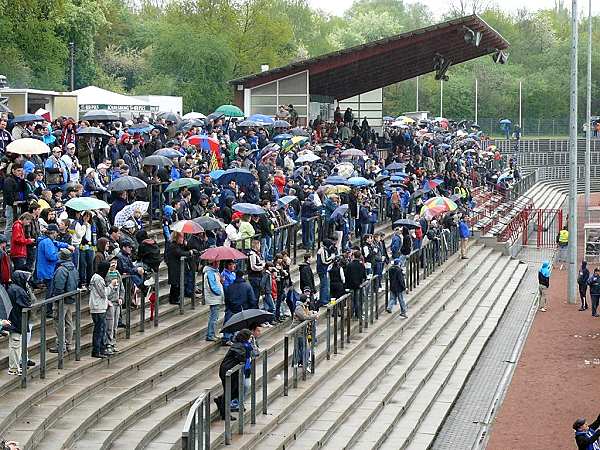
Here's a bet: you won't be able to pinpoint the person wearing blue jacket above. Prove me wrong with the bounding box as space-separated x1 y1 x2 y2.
458 215 471 259
574 414 600 450
36 224 72 296
538 261 551 312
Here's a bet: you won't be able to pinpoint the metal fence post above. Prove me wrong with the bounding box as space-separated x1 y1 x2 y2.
179 256 185 315
154 270 160 326
302 327 308 381
58 298 65 370
75 290 81 361
40 303 47 379
20 309 28 388
238 366 244 435
139 276 146 333
333 303 338 355
283 335 289 396
262 352 268 414
191 268 197 310
345 295 351 344
148 184 153 229
251 355 256 425
310 318 316 374
225 372 232 444
204 391 211 449
125 277 131 339
326 308 331 360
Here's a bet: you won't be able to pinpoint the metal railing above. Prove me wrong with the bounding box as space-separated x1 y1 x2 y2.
181 390 211 450
20 289 84 388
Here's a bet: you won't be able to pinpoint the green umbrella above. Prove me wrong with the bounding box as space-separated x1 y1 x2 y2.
164 177 201 193
65 197 110 211
214 104 244 118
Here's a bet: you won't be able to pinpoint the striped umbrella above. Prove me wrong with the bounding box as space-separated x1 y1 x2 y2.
419 197 458 219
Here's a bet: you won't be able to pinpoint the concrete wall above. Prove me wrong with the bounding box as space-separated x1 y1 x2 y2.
52 95 78 119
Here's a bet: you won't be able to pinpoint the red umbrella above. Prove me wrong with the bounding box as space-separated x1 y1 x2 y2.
170 220 204 234
188 135 219 152
200 246 248 261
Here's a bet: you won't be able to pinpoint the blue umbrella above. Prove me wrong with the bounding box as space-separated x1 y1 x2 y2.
128 124 154 134
277 195 297 208
347 176 372 187
385 162 405 171
324 175 349 186
273 134 293 144
209 169 225 179
498 172 514 183
390 173 408 181
330 204 349 220
217 168 256 187
273 120 291 128
499 119 512 124
248 114 274 125
232 203 266 215
12 114 44 124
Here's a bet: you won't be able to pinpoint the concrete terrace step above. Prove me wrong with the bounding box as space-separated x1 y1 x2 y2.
254 248 504 450
377 262 528 450
0 223 396 449
216 245 490 450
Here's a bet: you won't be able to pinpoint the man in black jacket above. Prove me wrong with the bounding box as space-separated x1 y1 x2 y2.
574 414 600 450
4 162 25 244
345 250 366 319
299 254 315 294
387 259 407 317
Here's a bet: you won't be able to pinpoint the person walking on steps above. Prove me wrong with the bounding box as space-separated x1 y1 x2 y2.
458 214 470 259
578 260 590 311
588 268 600 318
387 258 407 317
538 261 551 312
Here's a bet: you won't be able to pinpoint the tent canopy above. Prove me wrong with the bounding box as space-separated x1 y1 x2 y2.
73 86 158 113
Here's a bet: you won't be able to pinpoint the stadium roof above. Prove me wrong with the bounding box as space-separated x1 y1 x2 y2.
230 15 509 100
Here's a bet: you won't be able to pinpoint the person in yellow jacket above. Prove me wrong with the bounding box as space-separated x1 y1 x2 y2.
556 226 569 270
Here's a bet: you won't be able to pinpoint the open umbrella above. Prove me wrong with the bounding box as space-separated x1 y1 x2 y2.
232 203 266 215
188 135 220 152
385 162 405 171
392 219 420 229
114 201 150 228
65 197 110 211
209 169 225 180
158 112 180 122
334 162 355 179
165 178 201 193
143 155 173 168
273 133 293 144
421 178 444 192
215 104 244 117
325 185 351 195
205 112 225 124
182 112 206 120
6 138 49 155
200 246 248 261
171 220 204 234
277 195 297 208
290 128 309 136
375 174 391 184
128 123 154 134
154 148 182 158
193 216 225 231
347 176 372 187
238 120 261 128
330 204 349 219
108 175 147 192
81 110 119 121
295 153 320 164
77 126 111 137
216 168 256 187
12 114 44 123
221 309 274 334
498 172 514 183
324 175 349 186
341 149 366 158
273 120 291 128
248 114 274 125
420 197 458 219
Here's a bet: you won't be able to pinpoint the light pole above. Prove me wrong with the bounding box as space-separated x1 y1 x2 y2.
440 80 443 117
69 42 75 91
567 0 579 304
475 78 478 124
519 80 522 133
585 0 592 209
416 76 420 111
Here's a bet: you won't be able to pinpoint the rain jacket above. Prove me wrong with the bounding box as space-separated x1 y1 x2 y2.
36 235 69 281
50 260 78 304
203 265 224 306
6 271 33 334
224 277 257 314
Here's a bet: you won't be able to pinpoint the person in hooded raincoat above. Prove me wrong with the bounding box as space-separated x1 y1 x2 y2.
538 261 551 312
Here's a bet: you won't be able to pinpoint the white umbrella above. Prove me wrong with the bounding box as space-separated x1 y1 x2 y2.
182 112 206 120
334 162 355 178
114 201 149 229
295 153 320 164
6 138 50 155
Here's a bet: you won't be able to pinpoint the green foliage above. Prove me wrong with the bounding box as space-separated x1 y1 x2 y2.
1 0 599 121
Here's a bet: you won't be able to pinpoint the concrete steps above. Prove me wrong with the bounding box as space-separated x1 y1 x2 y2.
0 223 397 449
220 248 526 450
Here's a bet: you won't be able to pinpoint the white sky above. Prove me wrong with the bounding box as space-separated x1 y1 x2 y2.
307 0 600 19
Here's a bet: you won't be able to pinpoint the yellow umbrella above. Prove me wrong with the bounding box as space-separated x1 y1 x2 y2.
326 185 351 195
402 117 416 124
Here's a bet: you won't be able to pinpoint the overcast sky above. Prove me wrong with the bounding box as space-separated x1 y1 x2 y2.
307 0 600 18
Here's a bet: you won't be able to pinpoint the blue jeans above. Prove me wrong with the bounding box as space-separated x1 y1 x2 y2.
301 219 315 249
4 205 14 245
91 312 107 355
318 272 330 305
261 235 272 262
387 292 407 314
206 305 220 339
222 309 234 342
263 293 275 314
79 248 94 286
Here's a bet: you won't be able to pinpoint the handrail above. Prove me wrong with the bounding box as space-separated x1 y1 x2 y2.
181 389 211 450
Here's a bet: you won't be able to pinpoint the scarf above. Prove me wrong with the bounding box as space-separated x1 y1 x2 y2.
243 341 253 377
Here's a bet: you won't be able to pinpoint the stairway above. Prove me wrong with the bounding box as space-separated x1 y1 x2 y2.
220 246 526 450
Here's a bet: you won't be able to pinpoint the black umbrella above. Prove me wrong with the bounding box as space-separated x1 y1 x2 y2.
108 175 148 192
205 112 225 124
143 155 173 168
193 216 225 231
290 127 309 136
220 309 274 334
393 219 420 229
81 110 119 121
375 175 390 184
158 112 180 123
77 126 111 137
12 114 44 123
177 119 204 131
410 189 425 199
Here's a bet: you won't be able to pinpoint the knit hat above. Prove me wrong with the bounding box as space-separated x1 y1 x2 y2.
573 418 586 430
59 248 72 260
